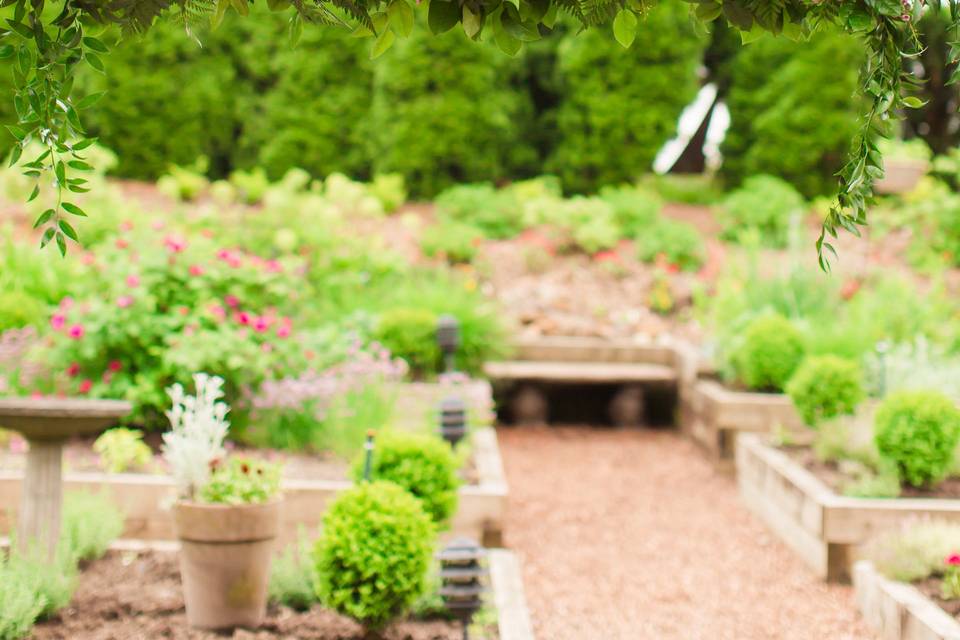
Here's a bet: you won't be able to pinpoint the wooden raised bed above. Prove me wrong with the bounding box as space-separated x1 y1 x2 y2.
737 434 960 582
680 378 803 472
0 426 508 547
854 561 960 640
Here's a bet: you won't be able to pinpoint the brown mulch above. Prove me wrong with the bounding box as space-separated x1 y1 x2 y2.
785 446 960 499
31 551 461 640
498 426 876 640
915 576 960 619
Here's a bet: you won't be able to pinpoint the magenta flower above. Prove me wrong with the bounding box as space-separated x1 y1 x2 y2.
208 304 227 321
107 360 122 373
59 297 74 310
66 362 81 377
264 259 282 273
225 295 240 309
68 324 85 340
120 220 134 232
78 379 93 394
276 323 292 339
117 296 134 309
151 219 165 231
947 554 960 566
189 264 205 277
126 274 141 288
50 313 66 331
164 234 188 253
236 311 252 326
252 316 271 333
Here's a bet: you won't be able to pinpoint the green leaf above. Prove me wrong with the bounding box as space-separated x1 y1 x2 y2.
613 9 637 48
56 231 66 256
0 44 13 59
85 52 104 73
55 161 65 185
902 96 926 108
212 0 231 28
33 209 54 229
428 0 461 35
62 201 87 217
695 2 722 21
26 184 38 202
39 226 55 248
82 36 108 53
267 0 291 9
494 12 521 55
231 0 250 17
7 143 21 167
371 28 396 58
58 219 78 241
462 4 482 38
68 159 93 171
289 13 303 45
75 92 105 110
388 0 414 37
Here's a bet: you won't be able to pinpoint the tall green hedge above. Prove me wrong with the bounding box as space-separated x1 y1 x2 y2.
721 32 863 198
367 27 535 198
546 3 704 194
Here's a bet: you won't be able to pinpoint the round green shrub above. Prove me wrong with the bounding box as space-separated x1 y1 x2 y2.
875 391 960 488
721 31 863 198
547 3 704 193
786 355 865 426
353 430 461 527
314 481 434 630
718 174 806 247
0 291 44 332
636 219 705 272
434 184 523 240
374 308 441 376
598 186 663 237
420 219 484 264
733 313 806 391
368 28 535 198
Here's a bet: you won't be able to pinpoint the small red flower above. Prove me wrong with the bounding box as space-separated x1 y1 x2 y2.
240 462 250 475
189 264 205 277
107 360 122 373
78 379 93 394
66 362 81 377
224 295 240 309
946 554 960 566
236 311 252 326
115 238 129 250
252 316 271 333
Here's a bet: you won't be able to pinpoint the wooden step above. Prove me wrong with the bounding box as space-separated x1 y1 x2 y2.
484 360 677 384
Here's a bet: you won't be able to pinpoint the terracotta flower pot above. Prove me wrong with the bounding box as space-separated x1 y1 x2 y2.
173 499 282 630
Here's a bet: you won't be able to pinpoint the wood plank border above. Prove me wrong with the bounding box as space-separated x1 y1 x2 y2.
854 561 960 640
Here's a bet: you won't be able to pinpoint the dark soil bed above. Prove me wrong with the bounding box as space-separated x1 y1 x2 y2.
915 576 960 620
784 445 960 499
31 551 466 640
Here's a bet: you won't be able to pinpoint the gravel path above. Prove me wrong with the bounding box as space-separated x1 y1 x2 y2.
498 427 875 640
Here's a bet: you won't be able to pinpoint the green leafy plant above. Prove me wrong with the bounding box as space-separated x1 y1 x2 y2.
635 219 705 272
199 457 282 505
598 185 662 237
420 219 484 264
943 555 960 600
156 158 211 202
786 355 865 427
434 184 523 240
874 390 960 488
0 291 44 333
732 313 806 392
4 548 78 620
314 481 434 630
61 491 124 562
374 308 441 377
718 175 806 248
92 427 153 473
865 522 960 583
270 528 321 611
0 557 46 640
353 430 461 527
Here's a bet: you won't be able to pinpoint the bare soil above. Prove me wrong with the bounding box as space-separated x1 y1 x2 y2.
786 446 960 499
915 576 960 619
31 551 464 640
498 426 875 640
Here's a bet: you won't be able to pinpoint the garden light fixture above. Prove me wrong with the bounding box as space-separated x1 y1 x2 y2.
439 396 468 447
436 315 461 373
362 430 375 481
439 537 487 640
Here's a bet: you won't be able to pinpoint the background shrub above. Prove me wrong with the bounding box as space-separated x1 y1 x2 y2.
874 390 960 487
61 492 124 562
353 430 461 527
0 558 45 640
368 28 535 198
786 356 865 427
270 529 320 611
733 313 806 391
0 291 44 333
865 522 960 582
547 3 704 193
636 219 705 271
374 308 440 377
420 220 484 264
718 175 806 247
314 481 434 630
721 31 863 198
598 186 663 237
434 184 523 239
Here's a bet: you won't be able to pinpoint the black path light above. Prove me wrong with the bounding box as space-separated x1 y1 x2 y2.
362 429 375 481
436 314 461 374
439 537 488 640
439 396 468 448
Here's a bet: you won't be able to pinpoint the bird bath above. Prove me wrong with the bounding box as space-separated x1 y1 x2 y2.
0 397 131 558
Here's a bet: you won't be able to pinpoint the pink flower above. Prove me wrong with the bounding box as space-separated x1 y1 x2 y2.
227 256 242 268
66 362 81 377
216 249 233 261
120 220 134 232
151 219 165 231
593 250 620 263
107 360 122 373
29 391 43 400
236 311 252 326
50 313 66 331
189 264 205 277
261 343 273 354
59 297 74 311
946 554 960 566
224 295 240 309
126 274 141 288
81 252 96 266
208 304 226 321
264 259 282 273
178 306 190 317
276 322 292 339
78 379 93 394
9 435 27 453
116 296 134 309
164 234 187 253
115 238 129 250
252 316 271 333
101 371 113 384
68 324 85 340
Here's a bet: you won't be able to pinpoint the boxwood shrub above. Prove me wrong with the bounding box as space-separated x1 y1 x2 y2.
314 481 434 630
733 313 806 392
875 390 960 488
786 355 865 427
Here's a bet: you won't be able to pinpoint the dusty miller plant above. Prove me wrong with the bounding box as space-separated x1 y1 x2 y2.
161 372 230 500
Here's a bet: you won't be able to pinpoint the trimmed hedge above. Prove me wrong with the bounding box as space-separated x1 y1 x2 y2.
367 27 535 198
721 31 863 198
547 3 704 193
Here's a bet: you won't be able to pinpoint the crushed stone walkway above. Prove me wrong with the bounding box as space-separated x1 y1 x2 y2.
498 426 875 640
